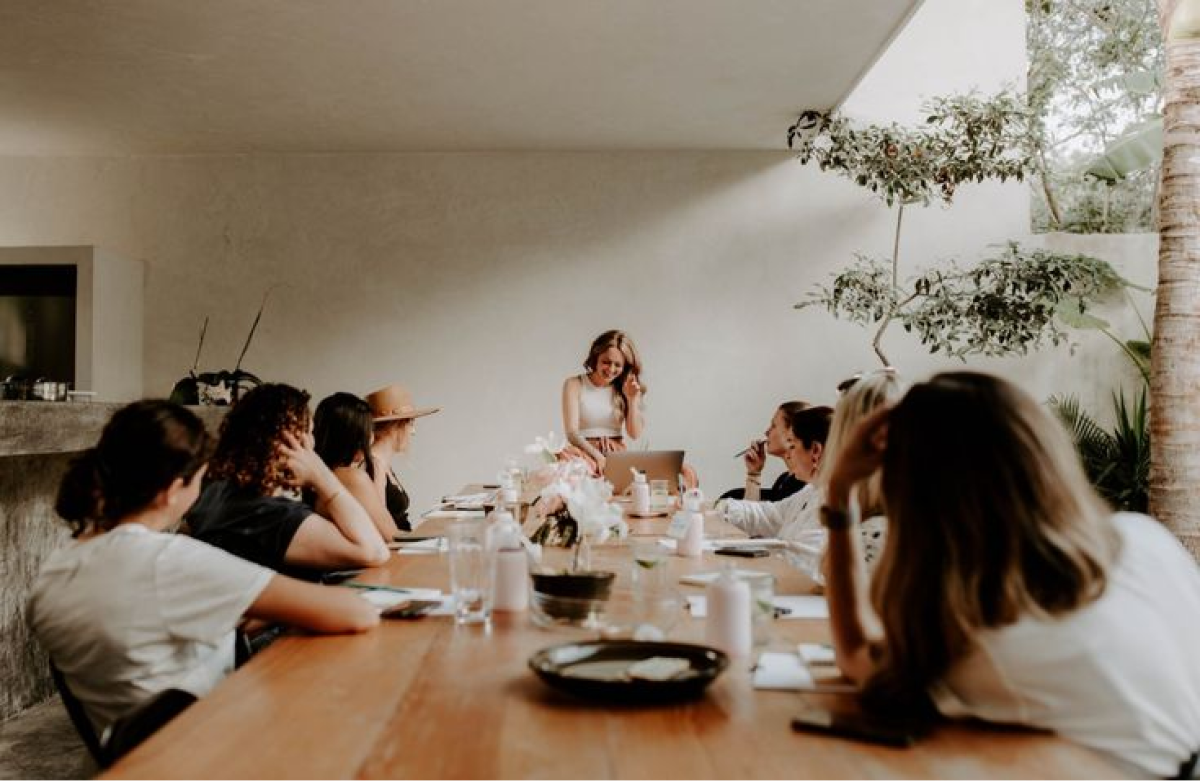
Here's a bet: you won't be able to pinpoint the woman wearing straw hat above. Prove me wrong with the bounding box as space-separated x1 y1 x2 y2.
366 383 440 532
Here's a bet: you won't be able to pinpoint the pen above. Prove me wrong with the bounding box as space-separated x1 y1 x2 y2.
344 582 414 595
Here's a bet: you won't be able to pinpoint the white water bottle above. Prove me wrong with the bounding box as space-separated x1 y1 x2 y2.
677 488 705 557
705 564 751 657
631 469 650 516
489 510 528 612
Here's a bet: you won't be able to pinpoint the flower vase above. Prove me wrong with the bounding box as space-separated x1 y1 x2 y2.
571 533 593 573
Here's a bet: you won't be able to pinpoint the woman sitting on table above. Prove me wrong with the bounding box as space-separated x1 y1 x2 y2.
365 383 440 533
187 383 389 577
717 404 833 540
561 329 645 473
728 400 812 501
28 400 379 741
314 392 399 542
820 371 1200 778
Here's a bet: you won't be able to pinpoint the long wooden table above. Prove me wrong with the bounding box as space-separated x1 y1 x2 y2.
104 504 1124 779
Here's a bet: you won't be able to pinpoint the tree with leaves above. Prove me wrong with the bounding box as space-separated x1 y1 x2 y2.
789 91 1129 366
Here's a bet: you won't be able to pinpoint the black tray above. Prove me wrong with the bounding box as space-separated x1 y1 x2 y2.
528 641 728 703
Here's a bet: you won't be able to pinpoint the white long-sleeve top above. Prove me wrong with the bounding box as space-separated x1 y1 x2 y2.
720 484 823 541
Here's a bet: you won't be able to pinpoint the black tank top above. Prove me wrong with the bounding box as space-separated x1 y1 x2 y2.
385 472 411 532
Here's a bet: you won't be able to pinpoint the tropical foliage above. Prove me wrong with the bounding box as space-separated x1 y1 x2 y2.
1050 389 1150 512
1027 0 1164 233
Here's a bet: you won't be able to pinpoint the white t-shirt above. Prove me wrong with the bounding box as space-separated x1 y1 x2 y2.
28 524 273 737
931 513 1200 777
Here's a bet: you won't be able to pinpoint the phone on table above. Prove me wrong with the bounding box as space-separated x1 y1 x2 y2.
379 599 443 620
790 706 927 748
319 568 364 585
715 547 770 558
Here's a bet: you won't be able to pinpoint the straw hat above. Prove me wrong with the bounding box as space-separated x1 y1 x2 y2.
365 383 440 423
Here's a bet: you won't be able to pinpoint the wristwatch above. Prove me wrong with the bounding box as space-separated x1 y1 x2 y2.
819 504 852 530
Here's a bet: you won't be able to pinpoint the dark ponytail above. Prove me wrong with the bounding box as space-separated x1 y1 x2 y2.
56 400 213 536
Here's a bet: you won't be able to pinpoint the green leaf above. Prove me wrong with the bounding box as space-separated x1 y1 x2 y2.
1085 116 1163 182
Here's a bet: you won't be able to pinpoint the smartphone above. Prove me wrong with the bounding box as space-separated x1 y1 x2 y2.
319 568 364 585
380 599 442 619
790 707 926 748
715 547 770 558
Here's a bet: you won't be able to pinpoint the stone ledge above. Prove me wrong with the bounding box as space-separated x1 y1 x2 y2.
0 402 227 456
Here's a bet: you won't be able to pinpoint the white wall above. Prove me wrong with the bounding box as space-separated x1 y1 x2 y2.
0 0 1147 510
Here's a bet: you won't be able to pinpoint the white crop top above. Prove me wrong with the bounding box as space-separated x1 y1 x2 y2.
576 374 623 438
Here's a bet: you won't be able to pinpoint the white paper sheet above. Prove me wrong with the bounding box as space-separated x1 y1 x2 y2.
685 594 828 620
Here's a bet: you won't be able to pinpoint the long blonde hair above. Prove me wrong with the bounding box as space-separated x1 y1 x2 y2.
817 370 906 516
865 372 1118 707
582 329 645 420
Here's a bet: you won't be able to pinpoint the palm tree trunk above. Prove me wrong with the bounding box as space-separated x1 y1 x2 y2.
1152 0 1200 559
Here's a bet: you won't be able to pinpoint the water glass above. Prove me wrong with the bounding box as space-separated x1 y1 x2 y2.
742 572 775 653
448 518 491 626
649 479 671 510
630 538 670 597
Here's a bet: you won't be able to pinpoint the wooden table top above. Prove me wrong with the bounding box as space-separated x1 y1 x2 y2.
103 502 1124 779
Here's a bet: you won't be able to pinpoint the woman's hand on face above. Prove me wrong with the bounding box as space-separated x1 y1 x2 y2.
623 372 643 399
279 430 331 489
744 439 766 474
826 404 892 509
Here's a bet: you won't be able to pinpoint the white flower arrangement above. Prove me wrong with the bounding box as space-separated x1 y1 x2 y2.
523 431 568 464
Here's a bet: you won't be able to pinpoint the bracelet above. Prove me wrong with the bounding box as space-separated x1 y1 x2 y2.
323 487 346 507
819 504 852 530
746 471 762 479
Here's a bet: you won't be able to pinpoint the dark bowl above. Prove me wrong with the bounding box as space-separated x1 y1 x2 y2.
531 570 615 600
528 640 729 703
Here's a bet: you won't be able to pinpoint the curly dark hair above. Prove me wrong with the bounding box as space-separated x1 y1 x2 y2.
207 383 312 496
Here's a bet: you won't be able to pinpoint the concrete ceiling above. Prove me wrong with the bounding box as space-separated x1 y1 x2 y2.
0 0 921 154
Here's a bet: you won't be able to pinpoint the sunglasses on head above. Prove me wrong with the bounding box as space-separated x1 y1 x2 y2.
836 367 898 394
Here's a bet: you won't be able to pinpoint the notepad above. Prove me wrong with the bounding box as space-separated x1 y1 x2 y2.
658 538 784 553
678 568 765 587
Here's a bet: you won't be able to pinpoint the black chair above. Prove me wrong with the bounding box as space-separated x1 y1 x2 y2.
49 661 196 768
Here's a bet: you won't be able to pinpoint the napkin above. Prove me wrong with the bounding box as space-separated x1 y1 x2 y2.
685 594 828 619
395 538 449 555
657 537 784 553
753 652 815 690
355 587 443 609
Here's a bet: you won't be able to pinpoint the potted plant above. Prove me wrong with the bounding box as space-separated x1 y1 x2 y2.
169 291 270 406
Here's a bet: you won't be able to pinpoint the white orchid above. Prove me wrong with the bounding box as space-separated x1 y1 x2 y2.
523 431 567 464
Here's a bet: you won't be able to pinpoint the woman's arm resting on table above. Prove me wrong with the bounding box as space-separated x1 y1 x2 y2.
278 431 390 568
245 574 380 633
338 466 401 542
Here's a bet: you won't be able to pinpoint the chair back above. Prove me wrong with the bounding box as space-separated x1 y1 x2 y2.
103 688 197 764
48 660 105 766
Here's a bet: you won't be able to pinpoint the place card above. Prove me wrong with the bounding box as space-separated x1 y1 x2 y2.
753 652 815 690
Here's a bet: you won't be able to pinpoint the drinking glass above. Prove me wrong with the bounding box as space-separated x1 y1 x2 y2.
742 572 775 653
649 479 671 510
448 518 491 626
630 538 670 598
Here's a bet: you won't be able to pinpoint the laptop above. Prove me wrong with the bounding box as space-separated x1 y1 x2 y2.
603 450 686 495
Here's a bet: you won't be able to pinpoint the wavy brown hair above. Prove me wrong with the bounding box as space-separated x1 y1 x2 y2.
582 329 645 421
207 383 312 496
864 372 1118 708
